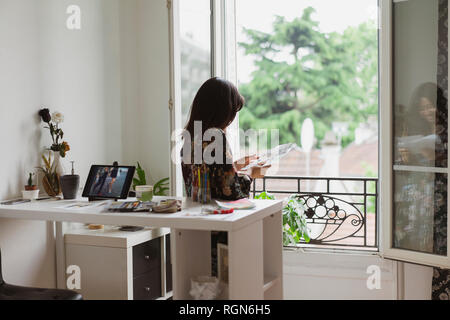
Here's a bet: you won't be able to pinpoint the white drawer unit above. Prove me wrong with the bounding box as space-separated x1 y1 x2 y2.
64 226 172 300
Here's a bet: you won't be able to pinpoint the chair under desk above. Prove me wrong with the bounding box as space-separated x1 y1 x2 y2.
0 196 284 300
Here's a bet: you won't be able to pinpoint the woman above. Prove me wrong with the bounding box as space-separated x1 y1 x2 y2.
397 82 447 167
181 77 268 278
181 77 266 201
108 162 120 194
93 167 109 195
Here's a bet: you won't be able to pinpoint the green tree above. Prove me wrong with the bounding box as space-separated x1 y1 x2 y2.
238 7 378 146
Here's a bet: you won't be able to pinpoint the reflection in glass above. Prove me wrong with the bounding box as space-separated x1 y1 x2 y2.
393 171 447 255
179 0 212 127
394 83 448 167
393 0 448 168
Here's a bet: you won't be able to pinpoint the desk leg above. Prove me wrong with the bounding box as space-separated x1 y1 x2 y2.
263 211 283 299
171 229 211 300
228 220 264 300
55 221 67 289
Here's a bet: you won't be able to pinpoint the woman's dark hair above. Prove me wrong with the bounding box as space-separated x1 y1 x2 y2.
184 77 245 137
407 82 443 135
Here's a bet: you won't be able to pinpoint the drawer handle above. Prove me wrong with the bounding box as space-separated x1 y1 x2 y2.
144 255 150 260
145 287 151 293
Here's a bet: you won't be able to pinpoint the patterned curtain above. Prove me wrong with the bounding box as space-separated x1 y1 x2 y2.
432 0 450 301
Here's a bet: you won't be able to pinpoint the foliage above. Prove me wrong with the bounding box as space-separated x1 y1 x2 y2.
132 162 170 196
254 191 275 200
238 7 378 147
282 195 310 246
27 173 35 187
153 178 170 196
37 151 61 196
132 162 147 190
255 192 310 246
38 152 57 177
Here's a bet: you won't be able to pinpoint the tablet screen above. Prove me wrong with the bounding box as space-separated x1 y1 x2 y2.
82 165 135 199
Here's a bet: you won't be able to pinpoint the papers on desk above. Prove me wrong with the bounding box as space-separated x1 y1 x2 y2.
181 199 255 217
58 201 111 210
107 201 155 213
152 199 182 213
216 199 255 210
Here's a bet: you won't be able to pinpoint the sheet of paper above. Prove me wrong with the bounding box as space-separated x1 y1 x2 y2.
216 199 255 210
241 143 296 171
58 201 111 210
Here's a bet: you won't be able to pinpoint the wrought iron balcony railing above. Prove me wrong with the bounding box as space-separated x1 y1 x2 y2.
251 176 378 250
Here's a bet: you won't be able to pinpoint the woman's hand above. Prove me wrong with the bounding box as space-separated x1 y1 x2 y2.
235 154 271 178
234 154 258 171
248 165 271 179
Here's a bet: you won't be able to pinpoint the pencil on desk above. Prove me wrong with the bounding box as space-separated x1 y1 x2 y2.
204 171 207 203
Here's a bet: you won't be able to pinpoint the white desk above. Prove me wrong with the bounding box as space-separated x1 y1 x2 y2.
0 197 283 300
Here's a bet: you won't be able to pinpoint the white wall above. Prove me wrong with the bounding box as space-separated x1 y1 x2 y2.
0 0 171 287
283 250 433 300
39 0 117 179
117 0 172 184
402 263 433 300
283 251 398 300
0 0 116 287
135 0 171 184
117 0 139 168
0 0 57 287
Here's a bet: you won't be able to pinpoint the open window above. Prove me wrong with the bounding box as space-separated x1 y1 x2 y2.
380 0 450 269
170 0 450 268
235 0 379 251
171 0 380 251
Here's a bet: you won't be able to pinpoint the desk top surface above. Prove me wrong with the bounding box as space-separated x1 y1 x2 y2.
0 197 283 231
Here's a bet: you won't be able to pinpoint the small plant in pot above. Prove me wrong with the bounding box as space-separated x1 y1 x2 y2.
132 162 170 200
25 173 37 191
22 173 39 200
59 161 80 200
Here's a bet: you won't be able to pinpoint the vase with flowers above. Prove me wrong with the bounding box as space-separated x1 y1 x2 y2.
38 108 70 196
38 109 70 158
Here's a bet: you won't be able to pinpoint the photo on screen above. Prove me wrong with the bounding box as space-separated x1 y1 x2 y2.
88 166 130 198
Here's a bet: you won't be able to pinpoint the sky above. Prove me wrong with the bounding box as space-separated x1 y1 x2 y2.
236 0 378 34
179 0 378 83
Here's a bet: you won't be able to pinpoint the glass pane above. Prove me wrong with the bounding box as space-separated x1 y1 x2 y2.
179 0 212 127
393 0 448 168
236 0 379 176
237 0 379 249
392 0 448 258
393 171 447 256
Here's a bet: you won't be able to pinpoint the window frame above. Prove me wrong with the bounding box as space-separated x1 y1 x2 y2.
169 0 240 197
